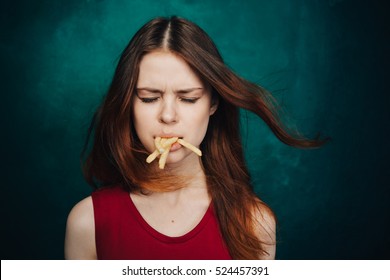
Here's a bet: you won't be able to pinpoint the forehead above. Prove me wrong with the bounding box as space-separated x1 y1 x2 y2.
137 51 204 88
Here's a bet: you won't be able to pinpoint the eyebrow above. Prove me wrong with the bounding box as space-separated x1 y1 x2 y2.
136 87 203 94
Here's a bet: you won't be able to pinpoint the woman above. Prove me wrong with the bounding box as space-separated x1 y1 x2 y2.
65 16 326 260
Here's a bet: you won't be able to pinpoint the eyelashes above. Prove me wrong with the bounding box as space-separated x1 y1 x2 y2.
139 97 200 104
139 97 158 103
180 98 199 104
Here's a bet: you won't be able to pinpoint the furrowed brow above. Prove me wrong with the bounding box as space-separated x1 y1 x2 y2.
136 87 164 94
175 87 203 94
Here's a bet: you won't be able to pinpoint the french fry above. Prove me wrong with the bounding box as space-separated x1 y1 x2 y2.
177 139 202 156
155 137 164 153
160 138 167 146
146 149 159 163
162 137 178 148
159 148 170 169
146 137 202 169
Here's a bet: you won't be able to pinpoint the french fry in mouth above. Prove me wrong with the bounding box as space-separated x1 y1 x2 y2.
159 148 170 169
146 137 202 169
155 137 164 153
177 139 202 156
146 150 159 163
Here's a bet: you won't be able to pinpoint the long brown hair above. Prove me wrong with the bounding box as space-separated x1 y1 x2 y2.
82 16 328 259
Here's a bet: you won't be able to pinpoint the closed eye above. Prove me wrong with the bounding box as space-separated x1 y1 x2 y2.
139 97 159 103
180 97 200 103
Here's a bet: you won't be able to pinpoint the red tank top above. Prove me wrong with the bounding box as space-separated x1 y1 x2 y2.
91 186 232 260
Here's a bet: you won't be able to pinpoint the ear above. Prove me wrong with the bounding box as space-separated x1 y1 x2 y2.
209 96 219 116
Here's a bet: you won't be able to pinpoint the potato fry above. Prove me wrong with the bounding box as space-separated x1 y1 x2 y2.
146 149 159 163
159 148 170 169
160 138 167 146
146 137 202 169
177 139 202 156
162 137 178 148
155 137 164 153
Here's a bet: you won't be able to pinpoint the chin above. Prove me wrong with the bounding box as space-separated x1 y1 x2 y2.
167 150 199 165
165 150 186 164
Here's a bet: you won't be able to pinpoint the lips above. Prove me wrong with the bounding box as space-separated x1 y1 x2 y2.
158 135 183 139
169 141 182 152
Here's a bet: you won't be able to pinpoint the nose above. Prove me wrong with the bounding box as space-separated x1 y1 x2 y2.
159 98 177 124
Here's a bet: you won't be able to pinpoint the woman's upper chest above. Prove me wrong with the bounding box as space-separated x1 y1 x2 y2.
130 192 210 237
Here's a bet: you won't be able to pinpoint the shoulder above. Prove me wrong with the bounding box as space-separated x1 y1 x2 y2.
64 196 96 259
67 196 94 227
252 200 276 259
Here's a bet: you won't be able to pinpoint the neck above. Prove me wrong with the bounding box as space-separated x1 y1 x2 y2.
149 157 209 205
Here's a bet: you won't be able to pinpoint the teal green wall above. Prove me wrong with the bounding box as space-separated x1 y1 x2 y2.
1 0 389 259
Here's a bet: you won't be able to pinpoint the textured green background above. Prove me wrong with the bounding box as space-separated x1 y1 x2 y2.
1 0 389 259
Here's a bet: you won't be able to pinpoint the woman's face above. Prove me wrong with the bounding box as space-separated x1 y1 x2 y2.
133 51 217 168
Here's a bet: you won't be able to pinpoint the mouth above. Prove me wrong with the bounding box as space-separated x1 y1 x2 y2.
152 136 183 155
157 136 183 139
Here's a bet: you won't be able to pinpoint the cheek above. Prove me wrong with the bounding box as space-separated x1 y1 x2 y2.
132 104 156 151
133 101 156 128
184 107 211 141
133 106 145 126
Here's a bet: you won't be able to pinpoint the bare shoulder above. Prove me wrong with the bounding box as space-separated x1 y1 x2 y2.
64 196 97 259
66 196 94 230
252 199 277 259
